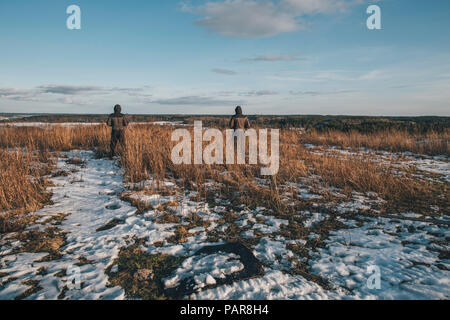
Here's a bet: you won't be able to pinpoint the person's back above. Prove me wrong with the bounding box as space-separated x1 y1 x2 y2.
107 106 129 130
107 104 129 156
229 106 250 130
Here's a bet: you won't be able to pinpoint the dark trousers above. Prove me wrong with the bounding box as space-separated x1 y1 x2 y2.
110 129 125 156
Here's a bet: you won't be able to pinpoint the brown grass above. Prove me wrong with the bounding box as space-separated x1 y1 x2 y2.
302 129 450 156
0 125 109 155
0 149 53 232
117 126 447 215
0 123 448 233
0 125 109 232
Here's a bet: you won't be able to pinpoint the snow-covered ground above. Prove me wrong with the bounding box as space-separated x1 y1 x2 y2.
0 150 449 300
310 216 449 299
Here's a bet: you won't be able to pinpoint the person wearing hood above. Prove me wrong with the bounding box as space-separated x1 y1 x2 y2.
106 104 129 156
229 106 250 130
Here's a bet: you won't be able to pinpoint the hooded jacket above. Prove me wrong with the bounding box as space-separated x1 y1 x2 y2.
107 105 129 131
229 106 250 130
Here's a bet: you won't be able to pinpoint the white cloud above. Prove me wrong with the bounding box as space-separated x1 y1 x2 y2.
281 0 355 14
0 88 41 102
153 95 243 106
0 85 154 106
289 89 356 96
58 97 95 106
194 0 299 38
212 68 238 75
268 69 386 82
183 0 363 38
240 90 278 96
38 85 102 95
315 69 386 81
266 75 319 82
240 55 305 62
359 69 385 80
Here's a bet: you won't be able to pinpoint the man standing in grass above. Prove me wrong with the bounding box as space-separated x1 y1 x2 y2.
229 106 251 165
229 106 250 130
107 104 129 157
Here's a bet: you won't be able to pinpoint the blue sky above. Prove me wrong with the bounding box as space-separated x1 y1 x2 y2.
0 0 449 115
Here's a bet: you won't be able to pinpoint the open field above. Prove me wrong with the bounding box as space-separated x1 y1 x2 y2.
0 117 449 300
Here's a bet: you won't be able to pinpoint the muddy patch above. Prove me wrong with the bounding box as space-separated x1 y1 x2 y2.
96 218 125 232
164 242 264 299
105 243 184 300
105 203 122 211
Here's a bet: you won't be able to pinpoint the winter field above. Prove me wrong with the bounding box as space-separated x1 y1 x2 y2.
0 120 448 300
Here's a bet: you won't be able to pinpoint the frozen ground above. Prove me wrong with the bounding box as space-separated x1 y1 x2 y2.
0 150 449 300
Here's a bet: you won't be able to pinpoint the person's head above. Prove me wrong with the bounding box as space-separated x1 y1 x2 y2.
235 106 242 115
114 104 122 114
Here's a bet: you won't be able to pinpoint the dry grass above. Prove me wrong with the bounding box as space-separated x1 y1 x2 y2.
0 121 447 300
117 126 447 215
0 149 49 212
281 130 448 214
302 129 450 156
0 149 53 232
0 123 448 234
0 125 109 232
0 125 109 155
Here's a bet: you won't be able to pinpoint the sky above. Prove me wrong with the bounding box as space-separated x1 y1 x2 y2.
0 0 449 116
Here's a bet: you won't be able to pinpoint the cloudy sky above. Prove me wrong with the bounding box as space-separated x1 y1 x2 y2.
0 0 449 115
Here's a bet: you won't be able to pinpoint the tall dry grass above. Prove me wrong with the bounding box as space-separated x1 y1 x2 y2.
0 149 53 232
302 129 450 156
0 125 109 232
119 126 446 215
280 130 443 211
0 124 447 227
0 125 110 155
0 149 49 212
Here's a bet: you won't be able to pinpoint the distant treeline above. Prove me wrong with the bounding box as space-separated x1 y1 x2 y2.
2 114 449 134
251 116 450 134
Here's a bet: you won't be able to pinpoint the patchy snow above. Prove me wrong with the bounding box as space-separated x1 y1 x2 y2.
151 121 187 126
193 270 344 300
303 212 326 228
191 214 449 300
253 215 289 234
126 192 175 207
1 147 448 300
0 151 182 300
306 144 450 183
309 216 450 299
254 237 294 266
407 157 450 183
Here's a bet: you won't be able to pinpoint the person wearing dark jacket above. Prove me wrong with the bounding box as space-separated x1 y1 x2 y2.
106 104 129 156
229 106 250 130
